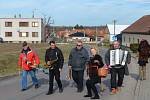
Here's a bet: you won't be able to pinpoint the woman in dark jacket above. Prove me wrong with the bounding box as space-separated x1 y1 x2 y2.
84 48 104 99
138 39 150 80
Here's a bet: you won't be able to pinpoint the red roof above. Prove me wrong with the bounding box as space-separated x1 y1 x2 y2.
122 15 150 34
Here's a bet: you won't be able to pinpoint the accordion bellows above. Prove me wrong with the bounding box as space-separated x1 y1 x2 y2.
110 49 128 66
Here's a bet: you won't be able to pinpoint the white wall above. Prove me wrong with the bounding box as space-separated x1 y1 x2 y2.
72 37 90 42
122 33 150 46
0 18 43 43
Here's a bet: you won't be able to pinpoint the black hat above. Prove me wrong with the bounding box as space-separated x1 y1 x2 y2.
22 41 27 47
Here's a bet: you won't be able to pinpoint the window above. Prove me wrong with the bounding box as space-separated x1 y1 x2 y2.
32 22 39 27
5 32 12 37
32 32 38 37
129 37 131 42
123 36 126 42
5 22 12 27
19 32 29 37
138 39 140 44
19 22 29 27
133 37 134 43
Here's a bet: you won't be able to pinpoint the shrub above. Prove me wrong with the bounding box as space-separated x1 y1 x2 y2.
130 43 139 53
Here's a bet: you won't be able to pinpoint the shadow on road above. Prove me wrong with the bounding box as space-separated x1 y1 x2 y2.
130 73 139 81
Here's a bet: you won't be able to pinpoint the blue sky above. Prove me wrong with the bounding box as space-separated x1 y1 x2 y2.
0 0 150 26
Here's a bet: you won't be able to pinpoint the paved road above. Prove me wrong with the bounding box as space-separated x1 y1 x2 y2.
134 60 150 100
0 46 140 100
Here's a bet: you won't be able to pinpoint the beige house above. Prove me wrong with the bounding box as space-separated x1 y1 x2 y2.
0 18 44 43
121 15 150 47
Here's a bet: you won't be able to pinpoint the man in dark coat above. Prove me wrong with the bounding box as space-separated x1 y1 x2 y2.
68 40 89 92
45 41 64 95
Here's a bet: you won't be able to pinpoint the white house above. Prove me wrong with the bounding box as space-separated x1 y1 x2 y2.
68 32 90 42
107 24 129 42
0 18 44 43
122 15 150 47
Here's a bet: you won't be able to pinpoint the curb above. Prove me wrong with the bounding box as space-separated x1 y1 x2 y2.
0 74 18 81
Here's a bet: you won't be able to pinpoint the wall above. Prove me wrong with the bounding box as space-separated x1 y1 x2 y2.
0 18 43 43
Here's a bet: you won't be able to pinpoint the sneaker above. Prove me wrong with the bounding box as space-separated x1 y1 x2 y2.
59 88 63 93
84 94 92 97
110 88 117 95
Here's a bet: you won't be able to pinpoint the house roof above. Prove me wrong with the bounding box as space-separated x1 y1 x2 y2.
69 32 88 37
107 24 129 35
122 15 150 34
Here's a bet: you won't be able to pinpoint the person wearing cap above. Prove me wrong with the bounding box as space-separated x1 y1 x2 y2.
18 41 40 91
45 41 64 95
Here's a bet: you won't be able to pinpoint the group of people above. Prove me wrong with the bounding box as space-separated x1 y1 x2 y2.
17 39 150 99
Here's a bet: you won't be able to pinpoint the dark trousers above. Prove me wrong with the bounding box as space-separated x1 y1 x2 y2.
72 70 84 90
86 76 100 96
48 68 62 92
110 67 125 89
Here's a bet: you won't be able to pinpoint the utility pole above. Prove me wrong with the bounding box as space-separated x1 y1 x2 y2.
95 26 98 44
113 20 116 35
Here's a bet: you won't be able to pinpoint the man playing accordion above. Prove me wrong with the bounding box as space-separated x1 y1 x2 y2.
105 40 131 95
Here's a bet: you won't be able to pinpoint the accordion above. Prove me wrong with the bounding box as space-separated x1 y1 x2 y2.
110 49 128 66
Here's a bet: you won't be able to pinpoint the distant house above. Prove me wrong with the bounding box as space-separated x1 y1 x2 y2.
68 32 90 42
47 26 109 42
107 24 129 42
121 15 150 46
0 18 44 43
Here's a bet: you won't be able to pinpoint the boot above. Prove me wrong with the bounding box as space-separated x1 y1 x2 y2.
84 94 92 97
46 91 53 95
143 66 146 80
35 84 39 89
110 88 117 95
100 83 106 92
59 88 63 93
91 95 100 99
116 87 121 92
139 67 143 80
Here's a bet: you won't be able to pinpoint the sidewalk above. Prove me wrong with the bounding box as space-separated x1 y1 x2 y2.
134 61 150 100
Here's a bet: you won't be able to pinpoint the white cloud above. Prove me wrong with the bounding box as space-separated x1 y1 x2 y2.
126 0 150 3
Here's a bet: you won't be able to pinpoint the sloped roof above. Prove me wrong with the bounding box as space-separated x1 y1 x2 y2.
69 32 88 37
122 15 150 34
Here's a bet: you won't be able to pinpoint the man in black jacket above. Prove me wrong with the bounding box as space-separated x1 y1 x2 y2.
45 41 64 95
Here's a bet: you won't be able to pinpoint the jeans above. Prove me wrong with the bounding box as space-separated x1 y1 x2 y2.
21 70 38 89
72 70 84 91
